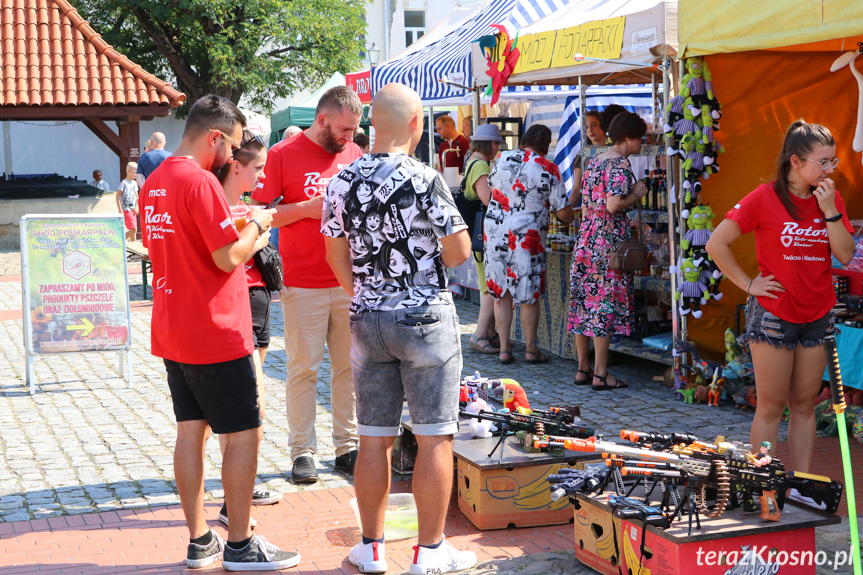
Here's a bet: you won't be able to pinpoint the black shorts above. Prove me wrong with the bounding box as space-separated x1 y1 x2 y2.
164 355 260 434
249 287 271 348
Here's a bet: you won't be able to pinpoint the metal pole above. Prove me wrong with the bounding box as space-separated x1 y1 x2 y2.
428 106 435 170
578 77 586 150
664 59 680 351
472 81 481 132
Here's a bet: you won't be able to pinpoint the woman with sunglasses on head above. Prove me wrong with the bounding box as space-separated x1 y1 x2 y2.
216 131 283 519
707 120 855 481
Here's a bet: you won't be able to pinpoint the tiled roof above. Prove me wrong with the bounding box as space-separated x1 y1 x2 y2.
0 0 185 108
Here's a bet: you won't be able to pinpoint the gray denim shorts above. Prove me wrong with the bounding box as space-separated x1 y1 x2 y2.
742 296 834 350
349 303 462 437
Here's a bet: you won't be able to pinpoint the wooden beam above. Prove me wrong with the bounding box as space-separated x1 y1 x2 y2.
0 104 173 121
82 117 129 158
119 120 141 181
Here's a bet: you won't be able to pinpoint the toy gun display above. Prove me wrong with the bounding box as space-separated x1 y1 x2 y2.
607 495 672 528
546 466 610 501
459 409 595 439
528 405 581 424
620 429 700 451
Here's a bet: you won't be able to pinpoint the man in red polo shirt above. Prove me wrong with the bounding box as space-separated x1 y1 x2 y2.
141 94 298 571
436 115 469 173
252 86 363 484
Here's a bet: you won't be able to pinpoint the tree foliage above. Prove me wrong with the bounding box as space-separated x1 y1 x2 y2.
72 0 367 113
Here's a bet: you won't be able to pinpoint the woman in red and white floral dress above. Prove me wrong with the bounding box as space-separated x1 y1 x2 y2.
485 124 573 364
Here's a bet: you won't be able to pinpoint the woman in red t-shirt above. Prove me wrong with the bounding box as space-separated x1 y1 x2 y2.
707 120 855 476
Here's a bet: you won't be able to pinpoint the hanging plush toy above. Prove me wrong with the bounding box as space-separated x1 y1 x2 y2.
664 97 700 156
675 258 710 319
482 24 520 107
680 132 706 203
681 204 713 253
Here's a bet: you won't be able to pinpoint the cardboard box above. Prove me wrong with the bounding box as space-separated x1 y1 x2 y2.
456 457 601 530
574 494 841 575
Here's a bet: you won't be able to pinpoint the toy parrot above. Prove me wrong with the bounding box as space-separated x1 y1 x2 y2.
482 24 520 106
501 382 531 412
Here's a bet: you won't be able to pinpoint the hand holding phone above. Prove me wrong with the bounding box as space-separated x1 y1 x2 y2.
265 196 284 210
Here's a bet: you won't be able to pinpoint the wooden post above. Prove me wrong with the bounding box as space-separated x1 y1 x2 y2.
118 119 141 178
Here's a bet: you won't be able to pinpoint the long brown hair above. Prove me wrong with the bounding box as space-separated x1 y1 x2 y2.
773 120 834 220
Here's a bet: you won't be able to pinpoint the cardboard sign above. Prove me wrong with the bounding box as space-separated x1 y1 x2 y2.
513 31 558 73
550 16 626 68
21 215 132 355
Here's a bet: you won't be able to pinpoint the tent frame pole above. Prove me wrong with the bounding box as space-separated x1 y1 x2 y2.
429 106 435 169
472 81 481 133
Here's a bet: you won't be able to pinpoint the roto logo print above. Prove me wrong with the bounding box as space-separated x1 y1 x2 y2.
303 172 331 198
62 250 91 280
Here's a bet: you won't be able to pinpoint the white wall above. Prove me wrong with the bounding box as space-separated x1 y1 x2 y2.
0 115 186 189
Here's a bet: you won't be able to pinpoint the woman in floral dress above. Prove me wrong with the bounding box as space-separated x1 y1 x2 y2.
567 111 648 390
486 125 574 364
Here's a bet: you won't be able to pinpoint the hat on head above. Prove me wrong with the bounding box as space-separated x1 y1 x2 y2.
470 124 503 143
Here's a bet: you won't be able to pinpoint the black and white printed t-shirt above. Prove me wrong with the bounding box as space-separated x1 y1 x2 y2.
322 153 467 313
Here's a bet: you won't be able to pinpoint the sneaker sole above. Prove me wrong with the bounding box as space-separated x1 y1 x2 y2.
223 555 301 571
218 514 258 529
348 556 387 573
186 551 223 569
251 494 282 505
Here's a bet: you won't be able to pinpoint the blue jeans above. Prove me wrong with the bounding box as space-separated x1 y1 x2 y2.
350 304 462 436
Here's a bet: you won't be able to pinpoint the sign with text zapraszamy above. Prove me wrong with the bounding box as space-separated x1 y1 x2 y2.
21 215 132 355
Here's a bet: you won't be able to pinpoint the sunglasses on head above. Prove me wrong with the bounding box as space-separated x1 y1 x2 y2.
233 134 266 157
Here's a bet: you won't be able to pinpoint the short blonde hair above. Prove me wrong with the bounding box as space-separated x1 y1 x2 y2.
437 115 455 129
126 162 138 172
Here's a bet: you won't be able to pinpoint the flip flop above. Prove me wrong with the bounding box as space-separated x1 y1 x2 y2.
574 369 593 386
499 351 515 365
469 335 499 354
592 373 629 391
525 351 551 364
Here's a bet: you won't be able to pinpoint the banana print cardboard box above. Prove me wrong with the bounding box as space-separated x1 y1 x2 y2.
574 493 842 575
453 430 601 530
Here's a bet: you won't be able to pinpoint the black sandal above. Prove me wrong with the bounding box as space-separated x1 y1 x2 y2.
592 373 629 391
574 369 593 386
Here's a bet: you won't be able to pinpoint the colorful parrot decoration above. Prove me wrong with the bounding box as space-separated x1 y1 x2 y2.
477 24 520 106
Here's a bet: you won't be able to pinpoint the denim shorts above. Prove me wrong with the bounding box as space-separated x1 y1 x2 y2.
349 303 462 437
742 296 834 350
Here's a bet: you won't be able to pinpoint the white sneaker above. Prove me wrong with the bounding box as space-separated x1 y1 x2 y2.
348 541 388 573
787 488 827 511
408 538 477 574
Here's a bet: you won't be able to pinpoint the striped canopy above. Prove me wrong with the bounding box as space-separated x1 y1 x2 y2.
372 0 565 104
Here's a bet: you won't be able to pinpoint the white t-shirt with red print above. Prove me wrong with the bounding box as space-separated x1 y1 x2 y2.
725 182 854 324
140 156 254 364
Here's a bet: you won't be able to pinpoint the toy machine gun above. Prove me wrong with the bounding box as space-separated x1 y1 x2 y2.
546 465 610 501
459 408 593 460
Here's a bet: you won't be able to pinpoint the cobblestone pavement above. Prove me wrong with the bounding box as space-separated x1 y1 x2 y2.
0 248 776 523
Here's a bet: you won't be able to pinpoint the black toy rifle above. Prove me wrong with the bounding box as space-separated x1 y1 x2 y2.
460 409 595 439
607 495 672 528
546 466 609 501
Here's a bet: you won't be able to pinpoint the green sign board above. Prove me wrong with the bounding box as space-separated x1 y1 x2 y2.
21 215 132 358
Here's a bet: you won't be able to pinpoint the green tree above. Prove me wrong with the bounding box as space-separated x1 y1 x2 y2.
72 0 367 112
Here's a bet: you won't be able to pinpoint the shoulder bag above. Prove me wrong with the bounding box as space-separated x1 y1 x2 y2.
452 160 486 254
253 243 284 291
607 190 649 272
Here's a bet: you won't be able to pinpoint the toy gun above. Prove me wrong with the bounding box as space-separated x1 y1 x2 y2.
528 405 581 424
460 409 594 439
620 429 700 451
729 459 843 520
547 466 609 500
607 495 672 528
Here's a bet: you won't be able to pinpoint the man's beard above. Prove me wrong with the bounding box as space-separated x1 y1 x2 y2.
321 123 346 155
210 146 232 177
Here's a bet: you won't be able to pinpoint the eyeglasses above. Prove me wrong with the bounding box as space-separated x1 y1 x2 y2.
233 134 266 157
208 128 241 152
803 156 840 171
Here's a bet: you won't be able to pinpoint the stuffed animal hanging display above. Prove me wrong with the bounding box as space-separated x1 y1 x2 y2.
666 57 725 316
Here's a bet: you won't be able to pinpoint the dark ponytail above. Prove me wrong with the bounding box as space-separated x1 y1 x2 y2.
773 119 834 220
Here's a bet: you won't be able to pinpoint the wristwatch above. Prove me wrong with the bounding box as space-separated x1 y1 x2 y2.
824 213 843 223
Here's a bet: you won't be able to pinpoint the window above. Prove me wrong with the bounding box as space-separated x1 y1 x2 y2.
404 11 425 46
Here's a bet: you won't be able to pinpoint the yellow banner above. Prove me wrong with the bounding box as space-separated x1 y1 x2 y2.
513 31 557 73
550 16 626 69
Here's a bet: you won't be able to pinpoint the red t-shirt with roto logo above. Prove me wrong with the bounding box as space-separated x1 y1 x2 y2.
252 133 362 288
726 182 854 323
140 156 254 364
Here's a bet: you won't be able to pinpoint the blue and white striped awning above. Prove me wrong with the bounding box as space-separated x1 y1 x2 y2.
373 0 562 104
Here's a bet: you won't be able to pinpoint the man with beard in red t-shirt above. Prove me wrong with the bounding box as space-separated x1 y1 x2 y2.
252 87 362 484
140 95 299 571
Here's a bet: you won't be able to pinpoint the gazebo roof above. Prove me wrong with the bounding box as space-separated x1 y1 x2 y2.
0 0 185 119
